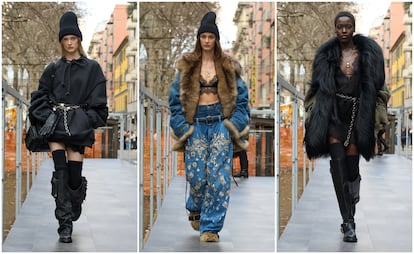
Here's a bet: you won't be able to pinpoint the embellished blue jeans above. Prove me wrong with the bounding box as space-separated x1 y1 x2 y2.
185 102 233 234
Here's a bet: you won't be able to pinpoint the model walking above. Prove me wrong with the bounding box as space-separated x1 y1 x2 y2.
304 11 389 242
29 11 108 243
169 11 250 242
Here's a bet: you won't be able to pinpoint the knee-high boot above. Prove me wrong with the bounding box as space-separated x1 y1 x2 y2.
330 158 357 242
67 161 87 221
51 170 73 243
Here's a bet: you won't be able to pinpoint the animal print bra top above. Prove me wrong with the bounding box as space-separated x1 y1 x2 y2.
199 75 218 95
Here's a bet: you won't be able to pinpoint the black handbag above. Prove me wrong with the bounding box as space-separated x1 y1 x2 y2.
26 61 59 152
25 112 59 152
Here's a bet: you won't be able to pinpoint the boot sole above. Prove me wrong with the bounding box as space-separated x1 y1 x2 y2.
59 237 72 243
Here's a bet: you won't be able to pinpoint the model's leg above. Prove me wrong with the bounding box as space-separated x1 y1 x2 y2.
234 150 248 178
185 124 208 231
66 146 87 222
49 142 72 243
200 121 232 242
328 138 357 242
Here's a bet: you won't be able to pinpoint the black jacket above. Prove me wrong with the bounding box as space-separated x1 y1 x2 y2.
304 34 385 161
29 56 108 147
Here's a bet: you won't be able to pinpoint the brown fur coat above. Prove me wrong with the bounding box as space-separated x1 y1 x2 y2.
170 53 250 152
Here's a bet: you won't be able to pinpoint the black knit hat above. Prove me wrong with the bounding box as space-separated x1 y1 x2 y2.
197 12 220 40
59 11 82 41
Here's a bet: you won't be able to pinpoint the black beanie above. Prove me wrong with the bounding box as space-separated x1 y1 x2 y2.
197 12 220 40
59 11 82 42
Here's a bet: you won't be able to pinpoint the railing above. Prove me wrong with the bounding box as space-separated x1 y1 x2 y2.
107 112 138 163
139 85 177 250
276 74 312 239
2 81 48 240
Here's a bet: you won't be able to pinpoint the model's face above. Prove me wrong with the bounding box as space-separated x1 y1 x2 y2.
199 32 216 52
61 35 80 54
335 16 355 44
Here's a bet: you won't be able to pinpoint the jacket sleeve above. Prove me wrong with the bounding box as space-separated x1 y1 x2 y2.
227 76 250 131
28 63 55 125
375 84 391 132
223 75 250 151
169 73 191 138
85 63 108 129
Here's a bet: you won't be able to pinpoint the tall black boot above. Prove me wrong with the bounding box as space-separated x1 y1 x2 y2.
67 161 87 221
330 159 357 242
51 170 73 243
68 177 87 221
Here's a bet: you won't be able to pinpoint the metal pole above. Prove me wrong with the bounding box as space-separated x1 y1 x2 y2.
303 113 307 190
291 95 298 211
275 81 281 239
163 109 168 197
26 149 30 194
405 110 409 158
397 108 402 155
139 95 145 251
149 101 154 230
156 105 161 213
15 100 23 215
32 152 35 185
127 114 132 161
119 115 125 160
2 86 6 237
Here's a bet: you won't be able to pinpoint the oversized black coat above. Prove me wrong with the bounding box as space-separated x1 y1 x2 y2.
304 34 385 161
29 56 108 147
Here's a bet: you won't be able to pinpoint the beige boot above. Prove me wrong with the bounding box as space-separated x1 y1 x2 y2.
200 232 219 242
188 211 200 231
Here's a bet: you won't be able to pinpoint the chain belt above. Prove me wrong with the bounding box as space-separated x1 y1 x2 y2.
52 103 81 136
336 93 359 147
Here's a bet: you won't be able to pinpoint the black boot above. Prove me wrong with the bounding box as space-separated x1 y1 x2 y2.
330 159 357 242
51 170 73 243
68 177 87 221
67 160 87 221
341 175 360 242
233 169 248 178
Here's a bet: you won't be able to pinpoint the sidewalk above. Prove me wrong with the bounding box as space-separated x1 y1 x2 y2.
278 154 411 252
3 159 137 252
143 176 275 252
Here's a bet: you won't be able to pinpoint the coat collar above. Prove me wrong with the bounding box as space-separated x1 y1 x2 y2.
176 53 240 123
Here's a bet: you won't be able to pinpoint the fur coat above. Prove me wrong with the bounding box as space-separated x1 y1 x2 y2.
304 34 386 161
169 53 250 152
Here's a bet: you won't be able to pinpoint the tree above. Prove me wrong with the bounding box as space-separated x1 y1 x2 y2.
2 2 80 99
277 2 355 94
139 2 218 101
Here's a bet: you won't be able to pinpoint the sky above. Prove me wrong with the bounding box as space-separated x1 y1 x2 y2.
76 1 128 50
357 0 392 34
216 1 239 49
76 0 392 52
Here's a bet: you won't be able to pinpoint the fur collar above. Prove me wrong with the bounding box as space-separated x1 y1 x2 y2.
176 53 241 123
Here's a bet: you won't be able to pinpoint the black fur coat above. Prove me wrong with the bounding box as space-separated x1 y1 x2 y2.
304 34 385 161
